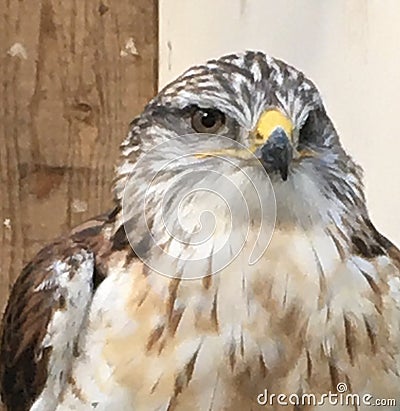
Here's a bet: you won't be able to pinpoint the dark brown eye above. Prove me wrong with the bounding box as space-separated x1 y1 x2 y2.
191 108 225 133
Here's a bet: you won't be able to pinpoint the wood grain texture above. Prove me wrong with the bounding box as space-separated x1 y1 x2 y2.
0 1 157 407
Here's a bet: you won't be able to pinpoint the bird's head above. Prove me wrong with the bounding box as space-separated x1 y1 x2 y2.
115 51 365 239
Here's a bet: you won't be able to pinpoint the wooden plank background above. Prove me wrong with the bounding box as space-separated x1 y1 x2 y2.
0 1 157 408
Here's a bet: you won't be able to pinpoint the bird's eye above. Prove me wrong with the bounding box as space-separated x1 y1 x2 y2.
191 108 225 133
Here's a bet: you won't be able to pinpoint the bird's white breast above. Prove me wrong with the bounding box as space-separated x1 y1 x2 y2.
58 227 400 411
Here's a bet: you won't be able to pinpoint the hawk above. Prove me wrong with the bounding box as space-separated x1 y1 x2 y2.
1 51 400 411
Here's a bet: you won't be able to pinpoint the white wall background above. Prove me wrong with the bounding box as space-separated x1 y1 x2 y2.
159 0 400 245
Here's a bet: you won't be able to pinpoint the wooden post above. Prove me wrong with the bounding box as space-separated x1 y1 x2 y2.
0 1 158 407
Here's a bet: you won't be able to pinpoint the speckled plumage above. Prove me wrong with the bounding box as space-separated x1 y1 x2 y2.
1 51 400 411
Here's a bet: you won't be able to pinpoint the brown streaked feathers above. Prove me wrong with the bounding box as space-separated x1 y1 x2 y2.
0 208 118 411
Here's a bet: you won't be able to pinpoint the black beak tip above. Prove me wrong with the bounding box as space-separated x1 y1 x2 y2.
260 128 292 181
279 167 289 181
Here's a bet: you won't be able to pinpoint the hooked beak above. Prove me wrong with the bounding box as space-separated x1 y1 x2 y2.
251 109 294 181
258 128 292 180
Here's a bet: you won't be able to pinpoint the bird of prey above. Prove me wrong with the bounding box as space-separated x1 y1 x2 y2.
1 51 400 411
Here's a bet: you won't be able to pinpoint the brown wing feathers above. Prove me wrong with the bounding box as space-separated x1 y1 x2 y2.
0 210 116 411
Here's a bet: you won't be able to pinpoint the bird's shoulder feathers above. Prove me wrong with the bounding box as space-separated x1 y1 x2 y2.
0 208 119 411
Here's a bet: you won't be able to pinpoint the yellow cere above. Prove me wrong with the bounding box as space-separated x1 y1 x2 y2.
255 109 293 143
195 110 294 160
